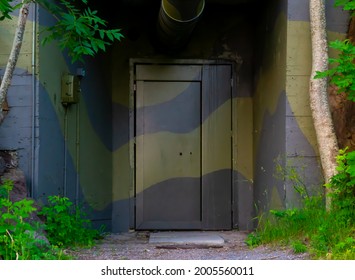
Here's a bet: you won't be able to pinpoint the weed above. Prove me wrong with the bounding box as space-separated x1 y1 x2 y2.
0 180 64 259
247 149 355 259
326 148 355 225
0 179 100 259
291 240 307 254
245 233 261 247
38 195 101 248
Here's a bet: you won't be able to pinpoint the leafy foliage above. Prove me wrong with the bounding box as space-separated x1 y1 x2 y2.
38 195 100 248
0 0 124 63
291 240 308 253
335 0 355 15
326 148 355 225
0 0 13 21
0 179 101 259
39 0 124 63
0 180 63 260
246 150 355 259
314 0 355 101
314 39 355 101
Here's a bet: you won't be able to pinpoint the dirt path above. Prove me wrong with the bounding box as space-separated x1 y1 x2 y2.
68 230 310 260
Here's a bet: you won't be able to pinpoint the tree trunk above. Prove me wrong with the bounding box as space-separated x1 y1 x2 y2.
309 0 339 209
0 1 30 125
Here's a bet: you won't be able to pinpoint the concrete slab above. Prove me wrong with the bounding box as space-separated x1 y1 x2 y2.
149 231 225 248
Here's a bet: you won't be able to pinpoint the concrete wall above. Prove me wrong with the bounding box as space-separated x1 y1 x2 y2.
253 0 287 216
0 0 350 233
0 2 113 230
0 5 37 190
284 0 349 204
253 0 349 217
0 1 117 231
283 0 348 207
35 4 113 229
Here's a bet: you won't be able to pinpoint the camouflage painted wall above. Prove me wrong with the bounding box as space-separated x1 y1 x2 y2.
253 0 349 217
0 0 349 233
0 2 113 230
36 4 113 229
284 0 347 205
253 0 288 216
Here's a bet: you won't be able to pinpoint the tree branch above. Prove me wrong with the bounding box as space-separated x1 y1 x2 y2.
0 1 30 124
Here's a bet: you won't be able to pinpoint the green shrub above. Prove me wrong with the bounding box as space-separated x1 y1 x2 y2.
326 148 355 225
246 149 355 259
0 179 101 259
0 180 63 260
38 195 100 248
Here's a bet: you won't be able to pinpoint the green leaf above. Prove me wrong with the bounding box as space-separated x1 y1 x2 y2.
39 0 124 63
0 0 13 21
314 71 328 79
96 40 106 51
91 40 99 53
106 31 113 41
115 33 124 41
335 0 349 7
99 29 104 39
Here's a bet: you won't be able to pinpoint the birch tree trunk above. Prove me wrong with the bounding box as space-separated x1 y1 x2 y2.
309 0 339 209
0 1 30 125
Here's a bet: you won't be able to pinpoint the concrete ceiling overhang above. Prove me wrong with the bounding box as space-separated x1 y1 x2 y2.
95 0 260 51
118 0 257 7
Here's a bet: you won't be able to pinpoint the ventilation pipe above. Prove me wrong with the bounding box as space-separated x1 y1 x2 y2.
156 0 205 51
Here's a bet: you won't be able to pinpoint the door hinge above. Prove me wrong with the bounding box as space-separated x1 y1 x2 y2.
133 83 137 91
231 78 233 87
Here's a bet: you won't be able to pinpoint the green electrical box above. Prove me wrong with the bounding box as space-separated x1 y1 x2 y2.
61 74 80 104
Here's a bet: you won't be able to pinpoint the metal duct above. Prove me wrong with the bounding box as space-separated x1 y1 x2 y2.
156 0 205 51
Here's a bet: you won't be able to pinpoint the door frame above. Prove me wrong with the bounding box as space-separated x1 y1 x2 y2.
128 58 237 230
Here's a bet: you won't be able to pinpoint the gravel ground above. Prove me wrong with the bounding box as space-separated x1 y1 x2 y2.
68 230 310 260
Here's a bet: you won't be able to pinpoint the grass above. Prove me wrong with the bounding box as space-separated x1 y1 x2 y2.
245 195 355 259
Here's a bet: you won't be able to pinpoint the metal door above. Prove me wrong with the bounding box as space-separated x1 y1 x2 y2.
135 63 232 230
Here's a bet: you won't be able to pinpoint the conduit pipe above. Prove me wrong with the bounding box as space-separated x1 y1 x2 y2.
156 0 205 51
31 3 38 198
